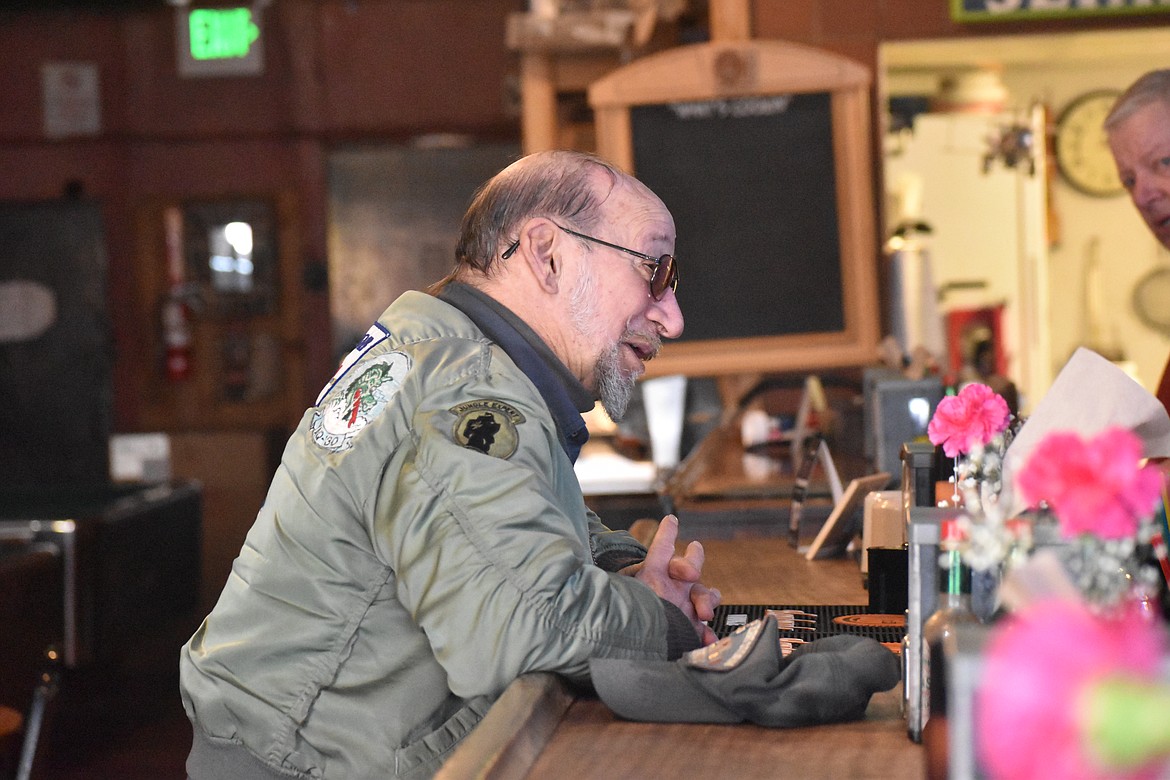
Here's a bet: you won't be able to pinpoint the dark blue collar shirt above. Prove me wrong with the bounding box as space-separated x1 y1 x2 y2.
437 281 593 464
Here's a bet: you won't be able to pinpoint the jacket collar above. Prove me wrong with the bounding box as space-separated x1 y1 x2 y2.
437 282 592 463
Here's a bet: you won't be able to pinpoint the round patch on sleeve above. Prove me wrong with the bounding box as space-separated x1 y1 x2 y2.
684 617 765 671
449 399 526 459
311 351 411 452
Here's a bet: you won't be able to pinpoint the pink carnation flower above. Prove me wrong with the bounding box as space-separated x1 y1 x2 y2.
977 599 1165 780
927 382 1012 458
1015 427 1164 539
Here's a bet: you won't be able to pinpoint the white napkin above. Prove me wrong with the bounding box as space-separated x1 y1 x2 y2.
1000 347 1170 518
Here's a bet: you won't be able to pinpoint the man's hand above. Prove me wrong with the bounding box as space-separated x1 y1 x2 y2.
631 515 721 644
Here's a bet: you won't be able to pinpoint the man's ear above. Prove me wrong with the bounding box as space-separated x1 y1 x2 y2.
516 219 562 294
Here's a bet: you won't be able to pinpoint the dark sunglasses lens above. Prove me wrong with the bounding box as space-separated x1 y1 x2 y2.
651 255 677 300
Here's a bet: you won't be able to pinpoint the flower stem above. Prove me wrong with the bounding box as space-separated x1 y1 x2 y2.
952 456 960 502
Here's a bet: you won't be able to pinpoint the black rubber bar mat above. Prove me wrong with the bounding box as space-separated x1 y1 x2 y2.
711 603 906 647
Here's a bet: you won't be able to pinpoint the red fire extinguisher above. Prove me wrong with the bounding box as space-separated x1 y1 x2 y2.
162 294 193 382
163 206 193 382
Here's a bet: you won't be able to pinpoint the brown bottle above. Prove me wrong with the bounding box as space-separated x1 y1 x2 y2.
921 519 979 780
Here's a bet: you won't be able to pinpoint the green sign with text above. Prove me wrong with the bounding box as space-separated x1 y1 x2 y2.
952 0 1170 22
189 8 260 61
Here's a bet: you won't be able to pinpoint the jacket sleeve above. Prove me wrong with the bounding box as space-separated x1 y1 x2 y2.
586 508 648 572
370 359 671 697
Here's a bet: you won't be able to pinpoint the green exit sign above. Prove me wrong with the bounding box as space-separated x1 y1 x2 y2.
189 8 259 61
176 7 264 77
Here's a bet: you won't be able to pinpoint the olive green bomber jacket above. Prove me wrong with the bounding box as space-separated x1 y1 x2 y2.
179 291 673 779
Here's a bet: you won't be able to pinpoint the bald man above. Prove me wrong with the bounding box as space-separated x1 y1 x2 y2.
180 150 720 780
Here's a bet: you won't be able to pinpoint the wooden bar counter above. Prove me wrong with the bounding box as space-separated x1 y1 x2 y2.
438 531 924 779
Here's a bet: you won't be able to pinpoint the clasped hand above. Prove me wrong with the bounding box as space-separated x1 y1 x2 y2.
628 514 721 645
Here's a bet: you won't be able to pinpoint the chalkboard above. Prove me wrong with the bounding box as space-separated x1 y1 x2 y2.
631 93 843 343
590 40 879 378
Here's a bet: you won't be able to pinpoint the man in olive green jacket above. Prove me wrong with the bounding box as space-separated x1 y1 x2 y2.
180 150 720 779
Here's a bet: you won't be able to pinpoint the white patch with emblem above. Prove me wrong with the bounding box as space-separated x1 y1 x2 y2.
315 322 391 407
311 351 411 452
683 618 764 671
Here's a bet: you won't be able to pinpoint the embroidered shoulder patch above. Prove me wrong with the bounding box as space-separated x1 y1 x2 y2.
311 351 411 452
684 618 764 671
449 399 526 459
314 322 391 407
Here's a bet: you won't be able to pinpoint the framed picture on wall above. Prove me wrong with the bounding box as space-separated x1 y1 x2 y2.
135 191 304 431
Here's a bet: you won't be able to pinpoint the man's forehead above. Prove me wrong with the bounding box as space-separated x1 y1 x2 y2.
1112 102 1170 153
603 181 673 234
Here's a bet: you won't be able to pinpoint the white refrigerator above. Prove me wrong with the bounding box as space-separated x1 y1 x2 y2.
883 106 1052 410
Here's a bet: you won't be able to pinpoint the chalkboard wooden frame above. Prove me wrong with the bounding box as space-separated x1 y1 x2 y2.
589 40 879 378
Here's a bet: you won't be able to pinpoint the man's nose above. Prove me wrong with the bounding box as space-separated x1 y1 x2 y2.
648 288 684 340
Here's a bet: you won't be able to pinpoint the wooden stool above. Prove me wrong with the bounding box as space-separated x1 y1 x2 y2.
0 705 23 779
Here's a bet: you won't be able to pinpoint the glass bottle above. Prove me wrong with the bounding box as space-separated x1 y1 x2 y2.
921 519 980 780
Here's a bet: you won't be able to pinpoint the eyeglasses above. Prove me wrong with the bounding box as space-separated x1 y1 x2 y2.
501 223 678 301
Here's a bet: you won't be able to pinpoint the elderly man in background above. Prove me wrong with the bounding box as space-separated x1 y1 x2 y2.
180 150 721 780
1106 69 1170 251
1106 69 1170 413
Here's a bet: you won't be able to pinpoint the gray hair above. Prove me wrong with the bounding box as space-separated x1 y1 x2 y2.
451 150 627 278
1104 69 1170 131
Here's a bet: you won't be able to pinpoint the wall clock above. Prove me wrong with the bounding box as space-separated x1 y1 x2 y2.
1054 90 1125 197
